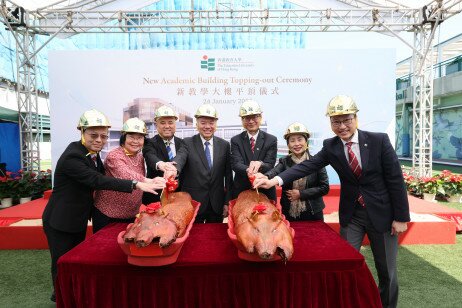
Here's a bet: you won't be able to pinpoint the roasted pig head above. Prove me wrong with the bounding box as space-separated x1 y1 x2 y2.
232 190 294 262
123 192 195 248
123 212 177 248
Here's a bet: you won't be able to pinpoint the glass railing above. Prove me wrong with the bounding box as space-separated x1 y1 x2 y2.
396 54 462 90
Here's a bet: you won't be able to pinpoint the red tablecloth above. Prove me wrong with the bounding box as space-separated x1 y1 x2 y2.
56 221 381 308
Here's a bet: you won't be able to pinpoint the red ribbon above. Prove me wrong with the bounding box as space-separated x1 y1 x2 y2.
252 203 267 214
142 202 161 214
166 177 178 192
248 174 256 185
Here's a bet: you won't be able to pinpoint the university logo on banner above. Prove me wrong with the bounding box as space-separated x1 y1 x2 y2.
201 55 215 71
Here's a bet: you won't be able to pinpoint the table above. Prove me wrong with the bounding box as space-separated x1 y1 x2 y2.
56 221 381 308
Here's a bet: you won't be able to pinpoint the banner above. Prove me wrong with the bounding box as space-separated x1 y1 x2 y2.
49 49 395 183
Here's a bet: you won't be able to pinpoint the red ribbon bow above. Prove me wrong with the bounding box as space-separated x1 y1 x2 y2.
166 177 178 192
252 203 267 214
142 202 161 214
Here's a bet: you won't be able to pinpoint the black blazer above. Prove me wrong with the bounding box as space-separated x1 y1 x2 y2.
174 134 233 215
142 135 184 204
277 130 410 232
230 130 277 201
265 153 329 217
42 141 133 233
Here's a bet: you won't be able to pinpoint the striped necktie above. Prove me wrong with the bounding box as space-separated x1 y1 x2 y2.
250 137 255 153
346 142 365 206
165 141 174 161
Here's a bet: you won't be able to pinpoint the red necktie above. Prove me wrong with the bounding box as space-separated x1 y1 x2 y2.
346 142 365 206
250 137 255 153
91 154 97 167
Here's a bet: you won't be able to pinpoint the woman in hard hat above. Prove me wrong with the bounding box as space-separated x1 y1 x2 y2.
265 122 329 221
93 117 164 233
42 110 165 302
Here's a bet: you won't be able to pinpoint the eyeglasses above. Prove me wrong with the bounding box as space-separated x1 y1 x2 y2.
330 117 354 128
125 134 145 142
242 115 261 122
86 132 109 141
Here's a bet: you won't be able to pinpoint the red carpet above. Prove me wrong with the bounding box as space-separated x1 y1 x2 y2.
0 186 459 249
0 198 48 219
0 190 93 249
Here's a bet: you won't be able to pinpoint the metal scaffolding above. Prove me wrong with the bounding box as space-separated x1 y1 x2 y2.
411 5 442 177
0 0 461 174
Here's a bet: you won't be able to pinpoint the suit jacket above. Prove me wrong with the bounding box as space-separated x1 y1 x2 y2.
265 153 329 216
174 134 233 215
42 141 133 233
230 130 277 201
142 135 184 204
278 130 410 232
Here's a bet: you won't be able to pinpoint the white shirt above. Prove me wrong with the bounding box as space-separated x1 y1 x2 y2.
164 138 177 158
200 135 214 165
247 131 259 145
340 132 362 169
155 137 177 170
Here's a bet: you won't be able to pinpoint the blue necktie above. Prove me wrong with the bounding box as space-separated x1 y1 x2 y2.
166 141 174 161
204 141 212 169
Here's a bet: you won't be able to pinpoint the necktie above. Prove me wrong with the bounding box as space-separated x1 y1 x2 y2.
250 137 255 153
165 141 174 161
346 142 365 206
90 154 97 167
204 141 212 170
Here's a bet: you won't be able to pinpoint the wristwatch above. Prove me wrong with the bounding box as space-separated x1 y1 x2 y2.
131 180 138 190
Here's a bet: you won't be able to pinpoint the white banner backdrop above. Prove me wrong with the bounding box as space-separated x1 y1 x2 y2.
49 49 395 184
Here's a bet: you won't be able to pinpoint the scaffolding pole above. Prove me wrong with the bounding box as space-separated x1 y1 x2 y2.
15 27 40 172
0 0 460 174
411 4 442 177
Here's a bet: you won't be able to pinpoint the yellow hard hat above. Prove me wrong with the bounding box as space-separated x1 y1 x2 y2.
154 105 178 120
326 95 359 117
77 109 111 130
239 100 262 117
283 122 310 140
122 117 148 135
195 104 218 119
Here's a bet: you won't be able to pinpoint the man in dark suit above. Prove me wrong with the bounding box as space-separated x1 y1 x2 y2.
254 95 410 308
174 104 233 223
143 105 184 204
230 100 277 201
42 109 165 302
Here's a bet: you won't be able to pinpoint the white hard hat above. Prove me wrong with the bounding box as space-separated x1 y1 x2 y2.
77 109 111 130
122 117 148 135
154 105 178 120
283 122 310 140
195 104 218 119
239 100 262 117
326 95 359 117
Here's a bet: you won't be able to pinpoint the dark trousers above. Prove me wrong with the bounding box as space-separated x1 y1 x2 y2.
340 205 399 308
92 207 135 234
43 221 86 292
194 200 223 223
